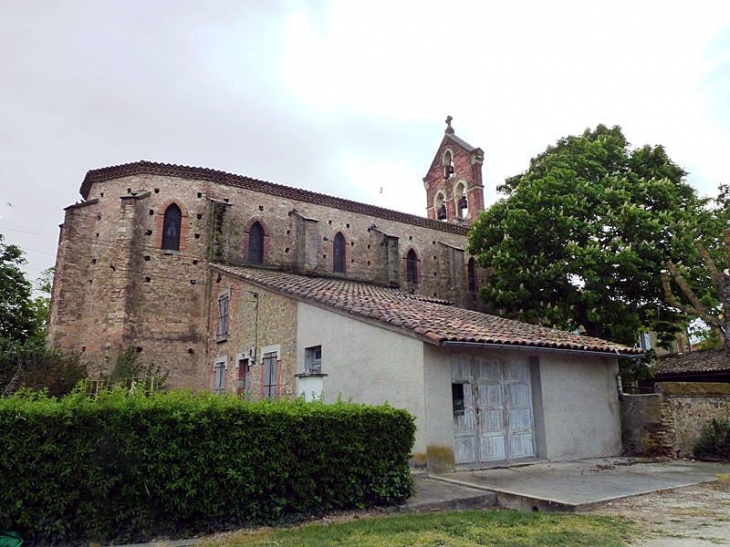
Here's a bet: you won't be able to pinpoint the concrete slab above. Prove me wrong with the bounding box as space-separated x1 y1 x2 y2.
403 476 497 512
433 458 730 512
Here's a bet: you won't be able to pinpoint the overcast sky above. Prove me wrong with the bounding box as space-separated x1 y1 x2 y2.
2 0 730 282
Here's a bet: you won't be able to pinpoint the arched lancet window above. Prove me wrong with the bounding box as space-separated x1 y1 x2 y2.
442 150 454 178
333 232 346 274
455 182 467 219
162 204 181 251
248 222 264 264
468 258 477 292
435 193 446 221
406 249 418 284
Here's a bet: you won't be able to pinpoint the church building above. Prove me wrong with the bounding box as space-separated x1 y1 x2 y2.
48 120 639 470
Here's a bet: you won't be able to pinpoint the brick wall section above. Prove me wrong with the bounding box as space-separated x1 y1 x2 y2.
50 165 486 390
208 272 298 398
423 136 485 224
620 382 730 458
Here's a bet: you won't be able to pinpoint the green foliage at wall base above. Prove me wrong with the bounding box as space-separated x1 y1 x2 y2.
0 390 415 543
694 418 730 461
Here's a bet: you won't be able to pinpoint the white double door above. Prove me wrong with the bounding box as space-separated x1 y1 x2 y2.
452 356 536 465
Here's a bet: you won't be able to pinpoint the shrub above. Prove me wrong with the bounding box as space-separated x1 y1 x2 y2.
694 418 730 461
0 390 415 543
0 339 87 397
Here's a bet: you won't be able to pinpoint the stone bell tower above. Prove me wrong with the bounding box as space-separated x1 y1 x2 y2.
423 116 485 224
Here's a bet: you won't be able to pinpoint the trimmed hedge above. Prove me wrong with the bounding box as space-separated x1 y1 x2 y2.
0 389 415 543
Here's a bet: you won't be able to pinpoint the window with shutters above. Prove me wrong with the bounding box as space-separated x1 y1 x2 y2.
161 204 181 250
214 357 227 395
262 351 278 399
217 292 229 339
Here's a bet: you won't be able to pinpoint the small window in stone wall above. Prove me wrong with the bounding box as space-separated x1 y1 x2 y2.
248 222 264 264
217 293 229 339
162 204 182 250
333 233 346 273
468 258 477 292
236 357 249 395
305 345 322 374
406 250 418 284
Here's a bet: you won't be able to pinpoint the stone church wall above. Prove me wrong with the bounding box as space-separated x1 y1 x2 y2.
50 166 482 390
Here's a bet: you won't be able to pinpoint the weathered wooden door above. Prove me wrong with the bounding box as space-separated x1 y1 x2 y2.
452 356 535 465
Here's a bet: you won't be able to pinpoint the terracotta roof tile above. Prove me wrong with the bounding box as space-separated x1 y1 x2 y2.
213 265 640 356
80 161 469 236
654 349 730 376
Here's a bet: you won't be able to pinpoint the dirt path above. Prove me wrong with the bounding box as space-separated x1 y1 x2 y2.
589 481 730 546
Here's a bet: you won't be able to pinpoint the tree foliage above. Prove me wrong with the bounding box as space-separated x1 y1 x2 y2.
661 186 730 352
0 234 37 346
469 125 699 347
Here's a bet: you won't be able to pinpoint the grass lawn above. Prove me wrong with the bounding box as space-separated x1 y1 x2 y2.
203 509 633 546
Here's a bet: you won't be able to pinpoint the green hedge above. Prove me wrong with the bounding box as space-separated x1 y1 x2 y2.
694 418 730 461
0 389 415 543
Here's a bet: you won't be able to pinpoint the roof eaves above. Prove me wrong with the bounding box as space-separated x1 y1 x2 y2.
80 161 469 237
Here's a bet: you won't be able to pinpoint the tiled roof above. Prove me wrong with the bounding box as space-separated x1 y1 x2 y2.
80 161 469 236
213 264 640 356
653 349 730 376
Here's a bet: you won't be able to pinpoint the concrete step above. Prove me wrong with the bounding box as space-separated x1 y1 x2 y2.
403 476 498 512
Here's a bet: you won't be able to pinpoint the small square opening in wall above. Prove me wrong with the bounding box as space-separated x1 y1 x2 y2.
194 233 201 239
154 188 159 193
192 259 198 265
346 223 350 229
286 229 291 235
91 258 97 264
197 192 202 198
305 345 322 374
409 236 413 241
145 230 152 236
100 192 104 197
145 277 151 282
144 255 151 261
224 198 229 203
149 209 154 216
351 241 354 246
452 383 465 416
197 214 203 220
259 205 264 211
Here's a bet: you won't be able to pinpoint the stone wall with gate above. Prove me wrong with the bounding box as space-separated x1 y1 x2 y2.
621 382 730 458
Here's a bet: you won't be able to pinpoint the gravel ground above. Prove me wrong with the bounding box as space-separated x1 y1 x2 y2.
589 481 730 546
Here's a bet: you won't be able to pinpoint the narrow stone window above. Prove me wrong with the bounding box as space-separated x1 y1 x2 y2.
162 204 182 251
406 249 418 284
333 232 346 274
468 258 477 292
248 222 264 264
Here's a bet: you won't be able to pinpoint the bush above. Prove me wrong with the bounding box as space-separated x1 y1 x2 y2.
0 390 415 543
694 418 730 461
0 339 87 397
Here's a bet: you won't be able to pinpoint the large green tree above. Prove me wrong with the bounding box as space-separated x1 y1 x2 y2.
469 125 699 347
0 234 37 346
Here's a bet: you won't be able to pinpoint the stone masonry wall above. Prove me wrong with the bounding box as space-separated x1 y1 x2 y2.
621 382 730 458
207 270 298 399
50 168 483 391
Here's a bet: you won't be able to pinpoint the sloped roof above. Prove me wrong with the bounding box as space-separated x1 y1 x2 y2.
654 349 730 376
80 161 468 236
213 264 640 356
446 133 480 154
